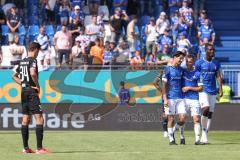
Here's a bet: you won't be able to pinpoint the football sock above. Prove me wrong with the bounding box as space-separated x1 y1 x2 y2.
168 128 174 142
201 116 208 142
206 118 212 132
21 125 29 149
201 116 208 132
36 125 44 149
173 123 179 132
194 123 201 142
179 124 185 139
162 118 168 132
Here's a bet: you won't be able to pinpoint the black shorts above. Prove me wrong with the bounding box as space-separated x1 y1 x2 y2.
21 87 42 115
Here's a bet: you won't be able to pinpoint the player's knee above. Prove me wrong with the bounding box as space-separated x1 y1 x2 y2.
208 112 213 119
193 116 200 124
35 116 44 125
202 107 209 116
22 119 30 125
178 120 185 126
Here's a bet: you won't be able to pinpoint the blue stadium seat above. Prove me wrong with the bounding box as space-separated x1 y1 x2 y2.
28 25 40 42
141 16 150 27
45 25 54 36
1 25 9 36
18 25 26 36
56 25 62 32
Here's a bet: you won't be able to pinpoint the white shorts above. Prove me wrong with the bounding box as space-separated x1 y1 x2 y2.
37 49 51 61
199 92 216 112
165 99 186 115
184 99 201 117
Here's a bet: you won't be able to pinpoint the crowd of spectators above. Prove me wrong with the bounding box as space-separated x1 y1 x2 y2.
0 0 213 70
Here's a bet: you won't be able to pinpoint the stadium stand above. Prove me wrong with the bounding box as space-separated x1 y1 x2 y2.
0 0 239 98
206 0 240 65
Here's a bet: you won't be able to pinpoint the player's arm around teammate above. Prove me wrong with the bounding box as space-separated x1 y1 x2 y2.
182 54 203 145
162 51 186 145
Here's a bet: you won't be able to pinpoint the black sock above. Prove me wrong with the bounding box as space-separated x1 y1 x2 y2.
36 125 44 149
21 125 29 149
162 118 168 132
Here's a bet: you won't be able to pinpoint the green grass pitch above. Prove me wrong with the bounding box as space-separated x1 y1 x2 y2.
1 131 240 160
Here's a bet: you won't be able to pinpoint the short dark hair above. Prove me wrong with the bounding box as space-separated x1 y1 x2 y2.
186 54 195 60
29 42 41 52
205 43 214 52
173 51 186 58
120 81 125 86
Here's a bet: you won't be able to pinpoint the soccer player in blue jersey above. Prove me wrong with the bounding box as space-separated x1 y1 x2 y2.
182 54 203 145
195 43 223 144
162 51 186 145
118 81 130 105
198 19 215 45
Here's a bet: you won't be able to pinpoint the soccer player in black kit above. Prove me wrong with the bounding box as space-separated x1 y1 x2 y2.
12 42 50 154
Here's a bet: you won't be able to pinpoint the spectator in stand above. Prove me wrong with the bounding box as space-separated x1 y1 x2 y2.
114 40 131 65
103 20 112 44
156 44 172 65
71 36 89 69
145 17 158 55
126 0 139 17
110 40 118 53
179 0 193 27
9 35 24 63
110 7 129 44
7 6 21 44
35 26 51 71
145 53 156 69
97 11 105 27
168 0 182 16
156 29 173 52
176 32 192 53
112 0 128 12
45 0 57 24
71 36 83 69
103 41 114 65
54 25 72 68
74 28 90 67
0 7 5 44
89 0 100 15
156 11 170 36
69 16 83 45
174 16 188 38
197 10 212 30
198 37 208 59
86 15 103 42
171 10 179 45
59 0 71 25
198 18 215 45
90 38 104 66
130 50 142 70
126 15 138 55
69 5 84 24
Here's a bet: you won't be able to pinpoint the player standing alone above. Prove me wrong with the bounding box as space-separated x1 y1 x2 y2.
195 43 223 144
162 51 186 145
182 54 202 145
12 42 50 154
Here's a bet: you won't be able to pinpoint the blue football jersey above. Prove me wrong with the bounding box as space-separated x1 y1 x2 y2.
118 88 130 105
162 66 183 99
195 58 221 95
199 25 215 41
183 68 201 100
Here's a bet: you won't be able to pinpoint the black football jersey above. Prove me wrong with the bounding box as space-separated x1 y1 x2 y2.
14 57 38 87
